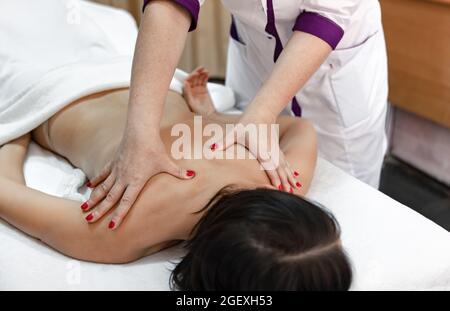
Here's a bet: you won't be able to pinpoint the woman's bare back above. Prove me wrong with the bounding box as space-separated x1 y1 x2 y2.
24 85 316 263
30 88 271 257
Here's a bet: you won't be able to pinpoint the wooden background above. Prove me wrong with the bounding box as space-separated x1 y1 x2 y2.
381 0 450 129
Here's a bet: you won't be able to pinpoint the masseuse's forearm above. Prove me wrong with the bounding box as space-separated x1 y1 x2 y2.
127 1 191 134
245 32 332 119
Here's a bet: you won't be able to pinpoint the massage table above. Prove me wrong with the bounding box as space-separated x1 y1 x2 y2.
1 139 450 290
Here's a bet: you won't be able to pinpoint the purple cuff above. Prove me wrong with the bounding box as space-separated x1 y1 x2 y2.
293 12 344 50
143 0 200 32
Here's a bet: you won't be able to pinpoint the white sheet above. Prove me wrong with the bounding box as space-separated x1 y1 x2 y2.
1 142 450 290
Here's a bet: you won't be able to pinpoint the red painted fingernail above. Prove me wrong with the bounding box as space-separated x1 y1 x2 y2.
108 220 116 230
86 181 92 188
278 184 283 191
210 143 217 151
85 213 94 222
290 188 294 193
81 202 89 210
296 182 302 188
294 171 299 177
187 170 196 177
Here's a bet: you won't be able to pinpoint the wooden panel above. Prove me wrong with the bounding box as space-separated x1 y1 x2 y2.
380 0 450 128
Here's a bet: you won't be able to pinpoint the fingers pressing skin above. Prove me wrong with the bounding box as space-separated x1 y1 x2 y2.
210 128 299 192
81 173 116 212
82 159 195 222
285 166 298 190
278 154 296 192
277 165 291 192
86 162 112 188
85 183 126 224
264 167 282 191
108 185 142 230
285 162 302 190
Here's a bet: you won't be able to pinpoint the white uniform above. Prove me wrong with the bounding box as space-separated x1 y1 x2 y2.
144 0 389 188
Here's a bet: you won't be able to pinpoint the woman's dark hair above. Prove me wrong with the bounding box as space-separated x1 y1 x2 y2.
171 188 352 291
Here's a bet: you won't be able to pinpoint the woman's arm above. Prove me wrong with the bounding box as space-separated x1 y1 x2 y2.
0 134 30 184
0 138 146 263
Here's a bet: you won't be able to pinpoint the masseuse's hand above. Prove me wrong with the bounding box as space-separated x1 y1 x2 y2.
213 111 300 193
82 130 195 230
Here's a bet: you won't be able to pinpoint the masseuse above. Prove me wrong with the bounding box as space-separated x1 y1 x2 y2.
86 0 388 229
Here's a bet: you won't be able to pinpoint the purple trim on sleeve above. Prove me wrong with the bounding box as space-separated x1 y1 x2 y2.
293 12 344 50
292 97 302 117
265 0 283 62
265 0 302 117
143 0 200 32
230 16 242 44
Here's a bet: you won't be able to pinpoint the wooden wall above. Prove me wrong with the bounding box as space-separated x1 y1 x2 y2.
381 0 450 128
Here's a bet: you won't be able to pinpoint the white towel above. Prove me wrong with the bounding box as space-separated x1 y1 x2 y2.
0 0 235 146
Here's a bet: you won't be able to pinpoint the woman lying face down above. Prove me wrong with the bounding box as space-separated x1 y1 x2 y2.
0 68 352 290
173 187 351 291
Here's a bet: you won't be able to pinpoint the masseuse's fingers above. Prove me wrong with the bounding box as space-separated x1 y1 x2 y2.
285 166 300 190
87 162 111 188
81 173 115 212
85 183 126 224
262 163 282 191
163 157 196 180
108 184 142 230
107 159 195 230
285 162 301 190
277 165 291 193
276 153 295 192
